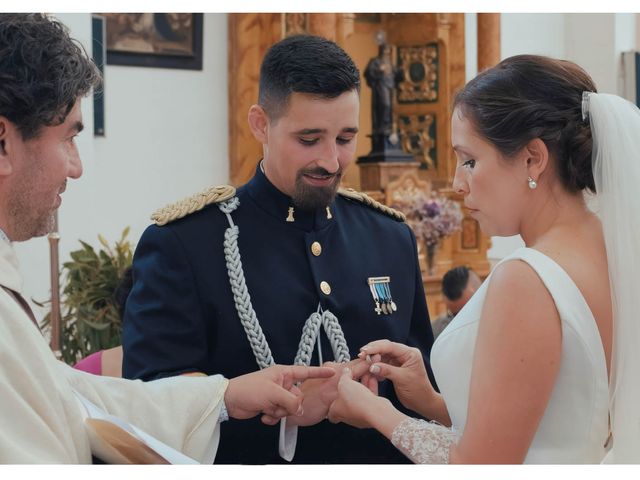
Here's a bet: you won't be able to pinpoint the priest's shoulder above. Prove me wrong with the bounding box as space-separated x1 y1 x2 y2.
150 185 236 226
337 188 406 223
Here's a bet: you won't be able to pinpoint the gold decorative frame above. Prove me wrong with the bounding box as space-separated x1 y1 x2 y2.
397 114 436 169
396 43 438 103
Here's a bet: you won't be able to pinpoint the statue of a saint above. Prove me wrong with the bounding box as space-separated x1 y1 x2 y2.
357 31 414 165
364 42 397 136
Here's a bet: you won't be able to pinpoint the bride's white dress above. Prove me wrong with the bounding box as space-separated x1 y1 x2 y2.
430 247 609 463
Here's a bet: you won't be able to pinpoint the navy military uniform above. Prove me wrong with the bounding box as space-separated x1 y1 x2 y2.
122 164 435 464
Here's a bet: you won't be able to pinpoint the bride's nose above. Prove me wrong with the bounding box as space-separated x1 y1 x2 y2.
452 166 469 196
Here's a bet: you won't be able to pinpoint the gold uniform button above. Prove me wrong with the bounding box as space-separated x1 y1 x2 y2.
311 241 322 257
320 281 331 295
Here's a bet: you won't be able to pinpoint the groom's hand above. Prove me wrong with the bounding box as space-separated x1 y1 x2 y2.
224 364 335 424
287 358 374 427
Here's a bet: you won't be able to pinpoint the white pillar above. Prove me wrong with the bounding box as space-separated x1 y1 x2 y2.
565 13 636 95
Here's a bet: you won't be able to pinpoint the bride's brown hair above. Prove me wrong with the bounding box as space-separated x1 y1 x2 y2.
454 55 597 193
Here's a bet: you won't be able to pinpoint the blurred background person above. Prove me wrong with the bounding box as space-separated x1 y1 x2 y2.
432 266 482 338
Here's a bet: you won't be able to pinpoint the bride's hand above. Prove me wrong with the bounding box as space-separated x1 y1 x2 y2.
359 339 436 416
327 367 391 429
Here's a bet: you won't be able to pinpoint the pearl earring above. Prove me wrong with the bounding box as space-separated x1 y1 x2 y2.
528 176 537 189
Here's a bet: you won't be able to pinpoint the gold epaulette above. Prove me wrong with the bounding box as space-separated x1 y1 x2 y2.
338 188 406 222
151 185 236 226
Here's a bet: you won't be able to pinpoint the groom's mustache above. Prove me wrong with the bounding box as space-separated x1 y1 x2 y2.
298 166 343 181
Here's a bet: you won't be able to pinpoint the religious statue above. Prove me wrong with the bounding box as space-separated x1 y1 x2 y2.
358 31 414 164
364 42 397 136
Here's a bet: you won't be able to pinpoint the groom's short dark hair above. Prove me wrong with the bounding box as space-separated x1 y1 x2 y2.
258 34 360 121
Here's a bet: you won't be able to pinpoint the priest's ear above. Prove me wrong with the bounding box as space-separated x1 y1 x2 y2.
0 117 14 177
248 104 269 144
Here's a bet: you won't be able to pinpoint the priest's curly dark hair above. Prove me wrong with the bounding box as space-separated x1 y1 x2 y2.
0 13 101 139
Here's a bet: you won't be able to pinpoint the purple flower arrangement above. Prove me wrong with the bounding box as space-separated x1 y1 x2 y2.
394 193 463 248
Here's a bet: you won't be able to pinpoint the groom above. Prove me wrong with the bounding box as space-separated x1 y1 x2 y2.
122 34 436 463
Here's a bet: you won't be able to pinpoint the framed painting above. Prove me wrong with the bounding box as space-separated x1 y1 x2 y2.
98 13 203 70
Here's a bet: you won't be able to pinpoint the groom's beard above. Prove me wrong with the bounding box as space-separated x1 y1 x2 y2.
292 166 342 211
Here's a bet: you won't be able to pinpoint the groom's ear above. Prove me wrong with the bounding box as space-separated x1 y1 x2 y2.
248 104 269 144
523 138 549 181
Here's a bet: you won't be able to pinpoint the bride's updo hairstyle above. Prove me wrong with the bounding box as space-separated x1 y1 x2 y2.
454 55 597 193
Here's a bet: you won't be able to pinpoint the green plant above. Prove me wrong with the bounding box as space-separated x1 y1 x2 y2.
42 228 133 365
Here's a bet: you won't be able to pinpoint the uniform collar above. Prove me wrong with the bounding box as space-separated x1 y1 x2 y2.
245 162 335 232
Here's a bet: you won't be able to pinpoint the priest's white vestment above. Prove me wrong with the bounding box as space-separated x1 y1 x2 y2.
0 239 227 463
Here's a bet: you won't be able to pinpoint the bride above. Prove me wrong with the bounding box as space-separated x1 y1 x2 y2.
326 55 640 463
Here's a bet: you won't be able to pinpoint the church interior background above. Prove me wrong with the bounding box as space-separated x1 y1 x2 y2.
13 12 640 327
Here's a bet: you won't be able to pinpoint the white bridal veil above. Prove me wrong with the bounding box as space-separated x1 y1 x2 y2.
588 92 640 463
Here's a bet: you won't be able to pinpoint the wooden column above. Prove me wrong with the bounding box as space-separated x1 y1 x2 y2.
337 13 355 45
477 13 501 72
227 14 282 185
308 13 337 41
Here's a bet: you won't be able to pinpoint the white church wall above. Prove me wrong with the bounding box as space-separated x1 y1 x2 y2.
501 13 566 59
563 13 634 96
614 13 637 95
566 14 617 94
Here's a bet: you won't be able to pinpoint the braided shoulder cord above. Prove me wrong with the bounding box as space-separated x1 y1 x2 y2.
219 198 275 369
294 310 350 366
294 312 322 366
152 185 236 226
338 188 406 222
321 310 350 363
218 197 350 370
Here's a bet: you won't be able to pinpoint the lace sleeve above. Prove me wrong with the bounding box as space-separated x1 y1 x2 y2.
391 418 460 464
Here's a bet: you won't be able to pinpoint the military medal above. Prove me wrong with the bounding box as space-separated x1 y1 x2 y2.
376 283 390 314
383 282 397 312
368 276 396 315
369 282 382 315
